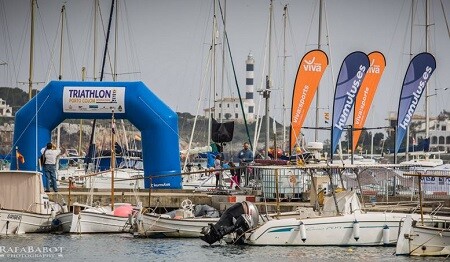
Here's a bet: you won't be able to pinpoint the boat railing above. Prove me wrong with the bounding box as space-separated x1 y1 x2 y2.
364 200 449 216
430 202 445 216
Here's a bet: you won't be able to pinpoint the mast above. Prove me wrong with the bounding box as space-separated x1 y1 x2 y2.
207 0 218 147
406 0 414 161
110 110 116 211
93 0 98 81
113 0 119 81
79 67 86 156
86 0 115 170
425 0 430 139
315 0 323 141
28 0 35 100
264 0 273 158
220 0 226 123
282 4 287 152
56 4 66 149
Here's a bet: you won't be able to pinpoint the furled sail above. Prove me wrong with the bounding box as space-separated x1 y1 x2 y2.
395 52 436 153
331 51 369 156
352 51 386 152
289 49 328 153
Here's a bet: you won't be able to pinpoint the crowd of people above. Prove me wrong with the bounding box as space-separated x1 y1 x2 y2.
213 141 254 190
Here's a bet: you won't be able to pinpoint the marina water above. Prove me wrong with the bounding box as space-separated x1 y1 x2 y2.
0 234 444 261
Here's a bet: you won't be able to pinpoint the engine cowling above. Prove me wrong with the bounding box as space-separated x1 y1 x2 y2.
200 201 259 245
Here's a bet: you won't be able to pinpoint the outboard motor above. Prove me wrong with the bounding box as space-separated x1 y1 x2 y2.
200 201 259 245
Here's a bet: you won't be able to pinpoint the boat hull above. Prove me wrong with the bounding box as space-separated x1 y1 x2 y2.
136 213 219 237
66 212 131 233
396 215 450 256
0 209 54 234
246 212 419 246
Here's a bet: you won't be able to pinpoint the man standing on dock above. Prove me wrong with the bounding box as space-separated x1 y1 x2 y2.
40 142 65 192
237 142 253 186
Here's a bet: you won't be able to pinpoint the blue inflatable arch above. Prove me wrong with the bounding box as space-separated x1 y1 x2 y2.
11 81 181 189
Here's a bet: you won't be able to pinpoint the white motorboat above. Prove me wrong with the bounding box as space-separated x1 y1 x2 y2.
0 170 63 234
201 191 425 246
133 199 220 237
55 202 139 233
396 215 450 256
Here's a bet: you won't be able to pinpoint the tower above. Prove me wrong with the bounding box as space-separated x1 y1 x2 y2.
245 52 255 122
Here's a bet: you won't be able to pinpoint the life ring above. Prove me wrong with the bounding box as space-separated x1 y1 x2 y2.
181 199 193 211
289 175 297 186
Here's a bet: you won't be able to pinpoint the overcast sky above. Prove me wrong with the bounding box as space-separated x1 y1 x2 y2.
1 0 449 143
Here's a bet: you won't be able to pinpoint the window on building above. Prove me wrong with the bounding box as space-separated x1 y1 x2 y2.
227 104 230 108
447 136 450 144
235 104 238 108
442 125 447 131
235 113 238 118
432 136 438 144
249 106 254 113
218 113 221 119
439 136 445 144
219 104 222 108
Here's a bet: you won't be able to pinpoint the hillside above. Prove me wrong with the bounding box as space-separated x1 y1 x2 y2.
0 87 282 156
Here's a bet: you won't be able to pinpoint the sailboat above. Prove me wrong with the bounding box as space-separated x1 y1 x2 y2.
0 0 64 235
0 170 63 234
181 0 238 191
55 111 141 233
395 170 450 256
395 0 443 168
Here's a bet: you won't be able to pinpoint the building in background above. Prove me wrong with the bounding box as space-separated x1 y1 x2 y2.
205 53 256 123
0 98 12 117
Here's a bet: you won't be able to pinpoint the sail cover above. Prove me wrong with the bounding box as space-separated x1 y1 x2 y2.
289 49 328 153
331 51 369 155
352 51 386 152
395 52 436 153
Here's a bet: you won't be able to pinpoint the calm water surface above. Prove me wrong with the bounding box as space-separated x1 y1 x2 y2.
0 233 446 261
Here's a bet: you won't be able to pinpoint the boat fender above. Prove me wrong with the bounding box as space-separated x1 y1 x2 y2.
62 203 68 213
51 209 56 219
299 222 307 242
382 225 390 245
353 220 360 241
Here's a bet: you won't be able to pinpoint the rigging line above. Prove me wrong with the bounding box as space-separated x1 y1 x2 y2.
217 0 253 150
6 93 51 159
63 11 80 80
0 0 16 86
36 0 56 85
122 1 141 80
183 45 213 171
15 1 31 89
252 8 271 153
137 97 179 137
44 6 63 84
86 0 115 170
322 1 335 95
303 0 317 53
440 0 450 40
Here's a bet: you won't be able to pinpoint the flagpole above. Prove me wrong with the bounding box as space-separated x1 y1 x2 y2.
15 146 19 170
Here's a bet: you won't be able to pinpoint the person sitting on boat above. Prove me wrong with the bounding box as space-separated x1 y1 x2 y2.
40 142 65 193
214 154 222 189
237 142 254 185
